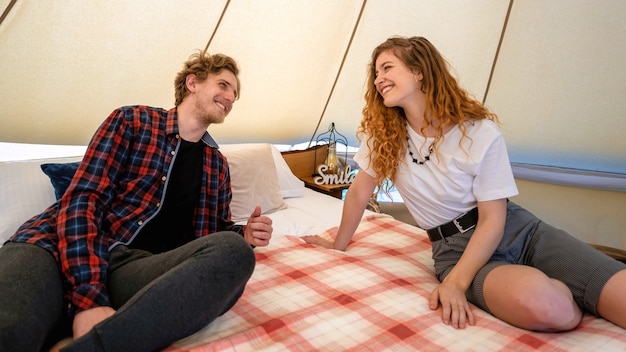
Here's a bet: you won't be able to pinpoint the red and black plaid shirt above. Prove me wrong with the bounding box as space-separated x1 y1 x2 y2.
10 105 243 314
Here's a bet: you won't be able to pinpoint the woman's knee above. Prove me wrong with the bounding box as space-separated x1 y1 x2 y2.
519 278 581 330
484 266 582 331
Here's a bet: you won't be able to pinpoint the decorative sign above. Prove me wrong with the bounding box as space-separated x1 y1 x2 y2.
314 164 356 185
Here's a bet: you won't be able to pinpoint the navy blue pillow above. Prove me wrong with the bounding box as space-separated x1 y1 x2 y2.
40 162 80 200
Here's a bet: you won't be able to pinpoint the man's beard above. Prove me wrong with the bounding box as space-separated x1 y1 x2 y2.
196 99 227 125
201 112 225 125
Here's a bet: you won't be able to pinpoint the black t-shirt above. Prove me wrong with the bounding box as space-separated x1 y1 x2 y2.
129 139 204 253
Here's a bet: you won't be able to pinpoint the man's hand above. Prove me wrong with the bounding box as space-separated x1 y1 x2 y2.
73 306 116 339
244 206 273 247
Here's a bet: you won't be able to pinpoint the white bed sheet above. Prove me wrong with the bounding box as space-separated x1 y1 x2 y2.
258 188 376 237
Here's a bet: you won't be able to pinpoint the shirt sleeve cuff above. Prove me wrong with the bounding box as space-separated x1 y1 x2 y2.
69 283 111 316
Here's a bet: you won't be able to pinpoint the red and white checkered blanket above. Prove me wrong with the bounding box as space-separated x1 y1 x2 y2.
167 214 626 351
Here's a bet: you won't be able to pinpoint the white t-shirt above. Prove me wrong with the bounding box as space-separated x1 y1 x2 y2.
354 119 518 229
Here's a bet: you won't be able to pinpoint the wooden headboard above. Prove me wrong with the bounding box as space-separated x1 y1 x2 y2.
280 144 328 179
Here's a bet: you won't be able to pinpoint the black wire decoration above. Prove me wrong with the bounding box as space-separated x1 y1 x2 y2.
312 123 349 176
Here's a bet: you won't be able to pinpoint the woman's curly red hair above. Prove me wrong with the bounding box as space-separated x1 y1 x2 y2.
359 36 499 194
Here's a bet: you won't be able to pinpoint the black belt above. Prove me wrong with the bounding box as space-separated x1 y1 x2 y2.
426 207 478 242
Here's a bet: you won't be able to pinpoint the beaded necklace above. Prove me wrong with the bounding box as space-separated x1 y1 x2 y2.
406 138 433 165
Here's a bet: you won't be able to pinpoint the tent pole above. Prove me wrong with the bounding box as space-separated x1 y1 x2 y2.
307 0 368 148
483 0 514 105
204 0 231 52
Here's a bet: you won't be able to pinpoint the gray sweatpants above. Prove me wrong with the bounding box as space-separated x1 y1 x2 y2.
0 232 255 352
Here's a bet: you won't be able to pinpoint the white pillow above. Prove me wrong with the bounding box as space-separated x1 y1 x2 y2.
220 143 305 198
220 144 287 222
0 157 82 246
269 145 305 198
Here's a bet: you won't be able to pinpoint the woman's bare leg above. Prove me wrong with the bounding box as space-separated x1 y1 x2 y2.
482 264 582 332
596 269 626 329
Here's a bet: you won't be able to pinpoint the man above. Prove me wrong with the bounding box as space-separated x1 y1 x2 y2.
0 50 273 351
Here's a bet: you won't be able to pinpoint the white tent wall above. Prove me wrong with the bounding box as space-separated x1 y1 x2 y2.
0 0 229 143
487 0 626 174
483 0 626 251
308 0 508 147
206 0 367 144
1 0 625 250
0 0 509 146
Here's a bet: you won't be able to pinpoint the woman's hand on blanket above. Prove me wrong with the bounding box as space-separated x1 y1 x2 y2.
301 235 334 249
244 205 273 247
429 280 476 329
73 306 116 339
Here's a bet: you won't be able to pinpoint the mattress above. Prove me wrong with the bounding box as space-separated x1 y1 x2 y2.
168 207 626 351
1 142 625 351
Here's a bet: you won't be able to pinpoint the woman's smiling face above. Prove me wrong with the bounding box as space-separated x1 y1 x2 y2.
374 50 423 109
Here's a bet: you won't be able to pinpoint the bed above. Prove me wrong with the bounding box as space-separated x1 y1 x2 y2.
1 142 625 351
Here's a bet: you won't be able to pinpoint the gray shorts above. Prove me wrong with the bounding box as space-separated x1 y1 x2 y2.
432 201 626 316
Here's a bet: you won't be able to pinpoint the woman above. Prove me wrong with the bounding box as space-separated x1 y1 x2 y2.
303 36 626 332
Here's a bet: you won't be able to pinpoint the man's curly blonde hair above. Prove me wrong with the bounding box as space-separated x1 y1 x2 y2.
360 36 499 194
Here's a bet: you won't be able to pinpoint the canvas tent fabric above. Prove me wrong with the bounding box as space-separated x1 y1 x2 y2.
1 0 624 176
